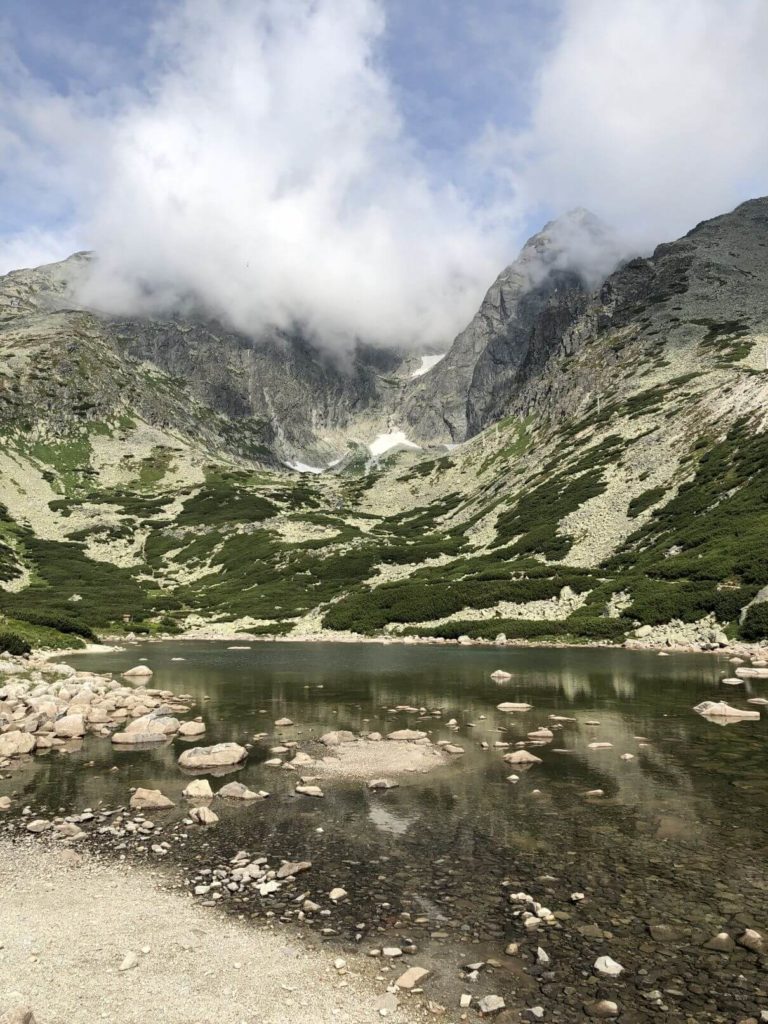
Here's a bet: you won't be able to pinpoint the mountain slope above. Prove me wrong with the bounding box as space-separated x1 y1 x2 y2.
1 198 768 650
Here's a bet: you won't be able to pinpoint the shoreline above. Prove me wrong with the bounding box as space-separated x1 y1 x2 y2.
82 628 767 661
0 836 416 1024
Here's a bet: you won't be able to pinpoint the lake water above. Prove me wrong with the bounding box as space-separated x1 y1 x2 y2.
6 641 768 1020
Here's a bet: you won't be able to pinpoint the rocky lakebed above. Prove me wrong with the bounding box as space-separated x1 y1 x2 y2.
1 639 768 1024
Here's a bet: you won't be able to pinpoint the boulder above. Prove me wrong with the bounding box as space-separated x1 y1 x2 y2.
178 743 248 769
737 928 765 954
276 860 312 879
368 778 399 790
112 729 169 745
0 796 11 811
296 784 324 798
122 666 153 678
496 702 533 712
190 805 218 825
178 720 206 737
490 670 512 682
387 729 428 742
478 995 505 1015
126 714 179 735
320 730 356 745
527 728 554 741
693 700 760 720
26 819 51 833
218 781 262 800
130 788 174 810
503 749 543 765
53 714 86 738
274 717 293 727
182 779 214 800
0 730 35 757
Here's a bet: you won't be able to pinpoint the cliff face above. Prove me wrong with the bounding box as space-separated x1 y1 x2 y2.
401 208 618 442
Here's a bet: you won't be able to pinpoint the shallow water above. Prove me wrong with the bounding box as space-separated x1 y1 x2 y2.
5 641 768 1019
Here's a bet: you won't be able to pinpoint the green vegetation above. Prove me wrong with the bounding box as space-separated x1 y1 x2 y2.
742 602 768 641
0 630 32 655
627 485 667 518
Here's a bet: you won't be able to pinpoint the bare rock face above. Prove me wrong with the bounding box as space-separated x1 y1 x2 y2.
402 210 613 442
178 743 248 769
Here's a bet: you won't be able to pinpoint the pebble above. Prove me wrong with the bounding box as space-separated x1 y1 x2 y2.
594 955 624 976
119 951 138 971
395 966 431 989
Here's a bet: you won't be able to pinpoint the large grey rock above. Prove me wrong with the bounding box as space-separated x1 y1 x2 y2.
217 781 262 800
178 743 248 769
319 730 356 746
129 788 174 810
0 730 35 757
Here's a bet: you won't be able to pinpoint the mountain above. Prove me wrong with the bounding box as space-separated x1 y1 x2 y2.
1 197 768 652
402 208 620 442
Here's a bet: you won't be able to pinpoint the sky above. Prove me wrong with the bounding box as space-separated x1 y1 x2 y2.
1 0 767 351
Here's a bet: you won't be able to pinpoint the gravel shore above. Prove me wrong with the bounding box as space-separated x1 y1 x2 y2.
0 839 414 1024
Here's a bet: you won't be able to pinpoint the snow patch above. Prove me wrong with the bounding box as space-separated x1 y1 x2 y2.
410 353 445 378
369 431 421 458
283 461 324 474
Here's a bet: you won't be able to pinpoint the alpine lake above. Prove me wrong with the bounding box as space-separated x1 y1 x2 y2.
4 640 768 1022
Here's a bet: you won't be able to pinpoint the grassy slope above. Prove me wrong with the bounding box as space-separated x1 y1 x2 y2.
1 313 768 650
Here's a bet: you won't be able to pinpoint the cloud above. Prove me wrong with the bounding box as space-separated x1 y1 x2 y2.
2 0 768 345
71 0 510 350
482 0 768 250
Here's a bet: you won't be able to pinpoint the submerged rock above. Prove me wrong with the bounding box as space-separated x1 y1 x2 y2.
387 729 428 741
693 700 760 720
497 702 533 712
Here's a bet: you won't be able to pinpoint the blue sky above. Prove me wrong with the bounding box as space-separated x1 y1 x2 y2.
1 1 767 348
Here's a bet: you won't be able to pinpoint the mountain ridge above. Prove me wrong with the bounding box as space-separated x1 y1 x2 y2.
1 197 768 652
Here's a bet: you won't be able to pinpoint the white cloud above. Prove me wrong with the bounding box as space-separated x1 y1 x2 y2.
489 0 768 250
2 0 768 343
72 0 508 350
